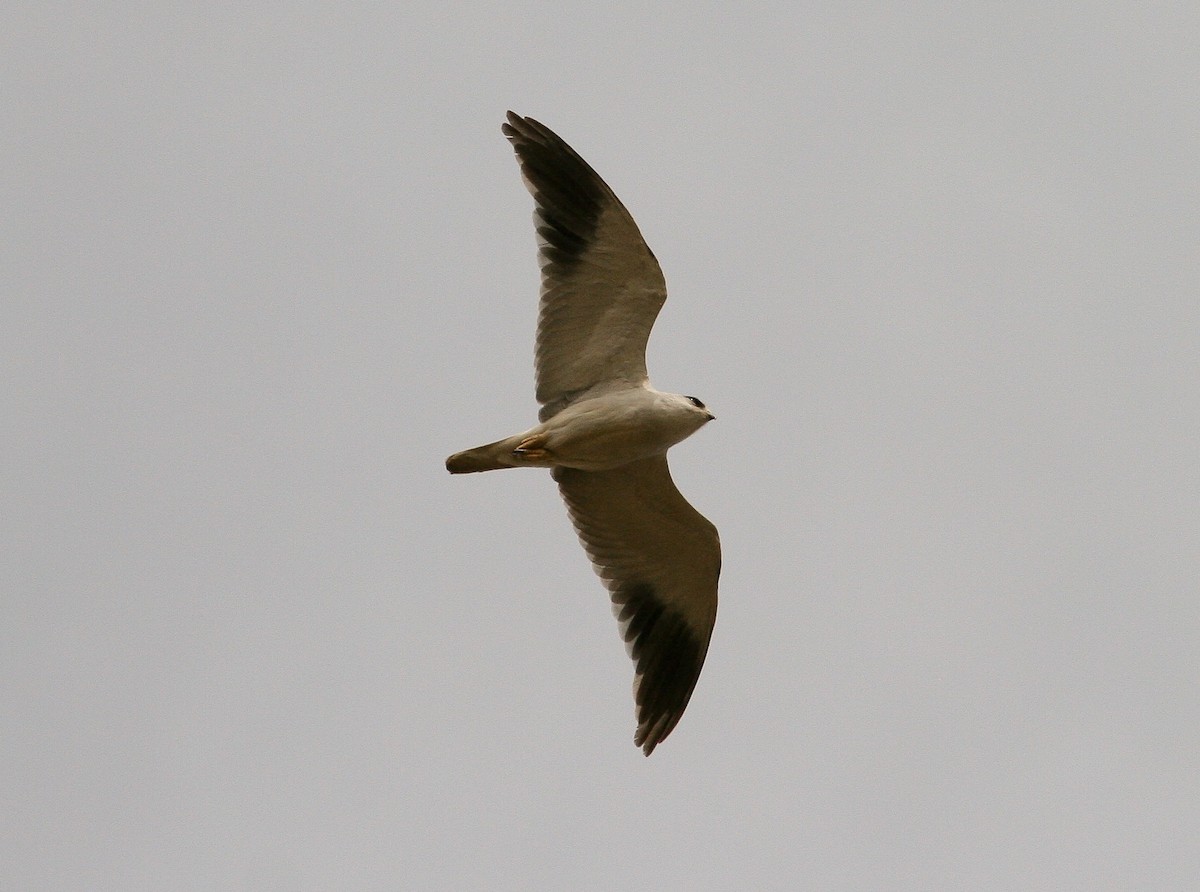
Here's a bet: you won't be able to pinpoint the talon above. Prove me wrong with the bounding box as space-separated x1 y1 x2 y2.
513 436 552 463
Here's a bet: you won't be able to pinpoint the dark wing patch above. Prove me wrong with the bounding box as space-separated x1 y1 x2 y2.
613 581 707 755
502 112 606 271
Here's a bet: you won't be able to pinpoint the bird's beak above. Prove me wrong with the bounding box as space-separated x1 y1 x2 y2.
705 412 716 421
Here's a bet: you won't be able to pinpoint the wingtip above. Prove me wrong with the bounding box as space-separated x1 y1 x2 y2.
502 111 555 143
635 721 664 757
502 110 525 136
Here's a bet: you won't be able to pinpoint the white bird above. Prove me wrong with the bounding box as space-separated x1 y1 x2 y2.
446 112 720 755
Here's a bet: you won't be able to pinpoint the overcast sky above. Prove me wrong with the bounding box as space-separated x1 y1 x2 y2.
4 3 1198 889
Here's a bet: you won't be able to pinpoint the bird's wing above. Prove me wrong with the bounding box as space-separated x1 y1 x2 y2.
553 456 720 755
502 112 668 421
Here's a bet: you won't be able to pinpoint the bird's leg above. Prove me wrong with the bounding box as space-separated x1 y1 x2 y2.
513 434 553 464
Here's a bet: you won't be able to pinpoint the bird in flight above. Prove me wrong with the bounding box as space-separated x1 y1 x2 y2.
446 112 720 755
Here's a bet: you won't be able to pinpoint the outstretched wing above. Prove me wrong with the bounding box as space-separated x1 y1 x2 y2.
553 456 720 755
503 112 668 421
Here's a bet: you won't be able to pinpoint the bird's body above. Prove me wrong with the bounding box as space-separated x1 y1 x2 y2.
446 385 712 473
446 112 720 755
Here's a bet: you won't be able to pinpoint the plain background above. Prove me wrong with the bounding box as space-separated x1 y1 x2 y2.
4 4 1197 889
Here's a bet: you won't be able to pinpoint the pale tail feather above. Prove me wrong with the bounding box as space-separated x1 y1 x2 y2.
445 436 524 474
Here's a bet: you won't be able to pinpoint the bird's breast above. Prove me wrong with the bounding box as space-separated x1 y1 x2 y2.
539 396 700 471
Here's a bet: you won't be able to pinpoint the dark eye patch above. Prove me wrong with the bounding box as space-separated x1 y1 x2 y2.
686 396 706 409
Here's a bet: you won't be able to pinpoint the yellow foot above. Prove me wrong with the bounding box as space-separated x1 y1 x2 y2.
513 436 552 463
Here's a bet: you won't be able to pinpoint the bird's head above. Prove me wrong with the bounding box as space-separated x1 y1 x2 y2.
682 394 716 423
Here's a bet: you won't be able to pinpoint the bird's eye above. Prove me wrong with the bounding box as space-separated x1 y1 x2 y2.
686 396 706 409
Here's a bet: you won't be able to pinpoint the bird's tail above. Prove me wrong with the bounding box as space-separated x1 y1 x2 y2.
445 436 524 474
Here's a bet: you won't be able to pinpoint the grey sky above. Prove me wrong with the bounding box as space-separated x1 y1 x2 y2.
4 3 1198 889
